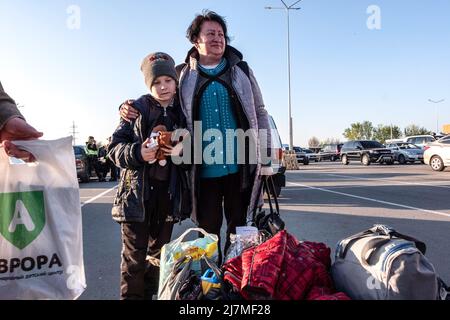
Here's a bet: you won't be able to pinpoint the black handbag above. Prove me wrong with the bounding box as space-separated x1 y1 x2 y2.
252 175 285 236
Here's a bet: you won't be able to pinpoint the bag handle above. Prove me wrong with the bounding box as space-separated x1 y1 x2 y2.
337 230 373 260
250 176 264 223
201 254 222 278
172 228 219 247
369 224 426 254
251 176 280 223
264 176 280 216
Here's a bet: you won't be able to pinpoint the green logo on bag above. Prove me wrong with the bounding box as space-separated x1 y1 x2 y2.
0 191 46 249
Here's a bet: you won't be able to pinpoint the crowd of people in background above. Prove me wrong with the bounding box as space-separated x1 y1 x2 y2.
85 135 118 182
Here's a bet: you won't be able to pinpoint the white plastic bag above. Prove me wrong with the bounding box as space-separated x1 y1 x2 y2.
0 137 86 299
158 228 218 300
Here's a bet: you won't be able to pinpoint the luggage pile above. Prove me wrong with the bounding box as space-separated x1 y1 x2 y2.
157 176 450 301
157 176 350 301
157 227 350 301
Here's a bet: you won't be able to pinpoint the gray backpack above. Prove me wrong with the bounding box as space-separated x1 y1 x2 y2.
331 225 448 300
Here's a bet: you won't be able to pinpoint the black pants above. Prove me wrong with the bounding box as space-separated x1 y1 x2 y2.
120 180 174 300
197 173 248 265
87 156 104 180
107 159 118 181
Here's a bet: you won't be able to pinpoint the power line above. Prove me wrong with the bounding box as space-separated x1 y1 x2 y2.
69 121 79 145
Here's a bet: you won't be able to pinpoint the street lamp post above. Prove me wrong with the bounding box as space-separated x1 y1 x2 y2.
428 99 445 134
265 0 302 150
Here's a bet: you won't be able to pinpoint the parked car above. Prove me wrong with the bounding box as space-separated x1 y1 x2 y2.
73 145 90 183
303 148 319 162
293 146 310 165
340 140 394 165
404 135 439 149
385 142 424 164
318 144 343 162
268 116 286 197
423 135 450 171
385 138 405 145
283 144 309 165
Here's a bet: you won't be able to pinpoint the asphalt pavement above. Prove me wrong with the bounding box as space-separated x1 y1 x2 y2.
78 161 450 300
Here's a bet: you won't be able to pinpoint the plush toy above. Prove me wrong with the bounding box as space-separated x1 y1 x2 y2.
147 125 173 166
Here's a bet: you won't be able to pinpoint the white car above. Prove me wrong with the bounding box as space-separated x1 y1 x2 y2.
423 135 450 171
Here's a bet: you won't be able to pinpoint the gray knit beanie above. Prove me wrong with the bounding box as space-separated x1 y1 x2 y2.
141 52 178 89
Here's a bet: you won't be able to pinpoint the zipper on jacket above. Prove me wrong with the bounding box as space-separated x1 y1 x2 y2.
138 102 161 221
138 115 146 219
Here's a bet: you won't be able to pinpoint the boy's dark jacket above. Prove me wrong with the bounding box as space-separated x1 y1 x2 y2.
107 94 191 223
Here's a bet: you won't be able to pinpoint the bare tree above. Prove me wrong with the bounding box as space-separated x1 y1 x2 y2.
308 136 320 148
321 137 343 146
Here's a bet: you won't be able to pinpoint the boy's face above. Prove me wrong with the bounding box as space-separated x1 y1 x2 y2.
150 75 176 104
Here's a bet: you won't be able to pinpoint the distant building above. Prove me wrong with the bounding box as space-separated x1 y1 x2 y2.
443 124 450 134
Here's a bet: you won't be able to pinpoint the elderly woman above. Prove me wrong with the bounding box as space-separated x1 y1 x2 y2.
120 10 272 263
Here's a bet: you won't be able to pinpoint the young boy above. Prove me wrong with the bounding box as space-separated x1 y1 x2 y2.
108 52 191 300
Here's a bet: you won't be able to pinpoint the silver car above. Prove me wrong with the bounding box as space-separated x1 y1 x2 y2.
386 142 424 164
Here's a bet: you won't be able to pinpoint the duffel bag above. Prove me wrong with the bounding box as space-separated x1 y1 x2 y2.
331 224 444 300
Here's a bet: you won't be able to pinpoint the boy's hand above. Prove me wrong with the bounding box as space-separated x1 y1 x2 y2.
120 100 139 122
141 138 158 162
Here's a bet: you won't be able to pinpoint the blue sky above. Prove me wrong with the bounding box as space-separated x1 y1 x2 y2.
1 0 449 146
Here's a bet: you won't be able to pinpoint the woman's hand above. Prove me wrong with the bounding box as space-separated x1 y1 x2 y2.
120 100 139 122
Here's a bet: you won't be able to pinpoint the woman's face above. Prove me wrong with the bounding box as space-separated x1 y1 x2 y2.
150 76 177 105
194 21 226 61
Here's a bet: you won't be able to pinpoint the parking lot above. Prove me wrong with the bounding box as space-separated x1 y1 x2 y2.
78 161 450 299
282 162 450 280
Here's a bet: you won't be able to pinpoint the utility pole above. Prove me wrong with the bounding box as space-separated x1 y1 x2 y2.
428 99 445 134
265 0 302 150
69 121 79 146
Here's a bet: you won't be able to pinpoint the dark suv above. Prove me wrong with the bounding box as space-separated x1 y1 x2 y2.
340 140 394 165
318 144 343 162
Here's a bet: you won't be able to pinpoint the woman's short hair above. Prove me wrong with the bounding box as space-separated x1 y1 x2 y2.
186 10 230 44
